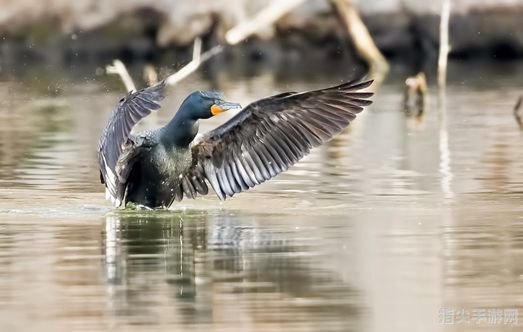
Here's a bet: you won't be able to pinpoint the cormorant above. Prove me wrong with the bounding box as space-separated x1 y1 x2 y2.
98 79 373 209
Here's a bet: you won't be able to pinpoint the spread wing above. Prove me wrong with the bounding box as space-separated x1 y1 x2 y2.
98 81 165 206
175 79 373 201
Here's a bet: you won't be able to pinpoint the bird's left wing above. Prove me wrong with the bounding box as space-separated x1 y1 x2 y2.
98 81 165 206
177 79 373 201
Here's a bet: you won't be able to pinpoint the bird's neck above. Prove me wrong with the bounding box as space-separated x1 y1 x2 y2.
161 111 199 149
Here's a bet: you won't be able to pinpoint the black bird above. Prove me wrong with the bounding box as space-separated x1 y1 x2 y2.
98 79 373 209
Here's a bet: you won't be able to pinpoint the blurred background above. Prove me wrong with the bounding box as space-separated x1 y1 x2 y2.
0 1 522 332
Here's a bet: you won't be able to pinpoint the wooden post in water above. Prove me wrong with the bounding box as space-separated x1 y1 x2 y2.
436 0 453 198
438 0 451 93
404 72 428 117
514 96 523 130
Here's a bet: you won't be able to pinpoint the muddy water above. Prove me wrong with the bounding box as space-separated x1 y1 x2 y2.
0 61 522 332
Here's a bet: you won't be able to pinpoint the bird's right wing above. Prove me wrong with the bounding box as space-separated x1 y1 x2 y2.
177 79 373 201
98 81 165 206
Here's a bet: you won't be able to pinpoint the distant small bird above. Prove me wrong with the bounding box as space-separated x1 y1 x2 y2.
98 79 373 209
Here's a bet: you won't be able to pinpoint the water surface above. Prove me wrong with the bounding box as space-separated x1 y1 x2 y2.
0 61 522 331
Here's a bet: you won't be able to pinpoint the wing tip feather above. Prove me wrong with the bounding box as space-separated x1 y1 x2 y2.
336 78 373 92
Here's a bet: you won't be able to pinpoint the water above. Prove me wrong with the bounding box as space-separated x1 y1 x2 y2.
0 60 522 331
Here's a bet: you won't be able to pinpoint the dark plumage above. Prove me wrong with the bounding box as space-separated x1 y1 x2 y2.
98 79 373 209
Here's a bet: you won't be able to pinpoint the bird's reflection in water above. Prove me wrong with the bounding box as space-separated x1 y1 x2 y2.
103 211 363 331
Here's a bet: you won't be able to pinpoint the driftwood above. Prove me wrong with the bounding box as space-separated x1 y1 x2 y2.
330 0 388 75
108 1 309 91
108 1 385 91
166 0 308 84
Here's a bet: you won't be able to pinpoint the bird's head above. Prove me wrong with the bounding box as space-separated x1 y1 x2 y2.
182 91 242 120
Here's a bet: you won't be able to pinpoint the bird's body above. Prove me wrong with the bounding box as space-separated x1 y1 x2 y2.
121 133 192 208
98 79 373 209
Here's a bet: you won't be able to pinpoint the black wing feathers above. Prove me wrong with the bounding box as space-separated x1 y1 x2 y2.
183 79 373 201
98 81 165 206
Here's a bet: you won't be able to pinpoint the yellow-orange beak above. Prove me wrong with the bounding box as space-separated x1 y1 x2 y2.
211 100 242 116
211 104 224 116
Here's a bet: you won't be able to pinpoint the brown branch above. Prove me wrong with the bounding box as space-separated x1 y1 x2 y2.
330 0 389 75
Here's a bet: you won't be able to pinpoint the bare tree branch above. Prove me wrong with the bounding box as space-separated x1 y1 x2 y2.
106 59 136 92
226 0 308 45
108 1 313 89
165 39 223 86
331 0 388 75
